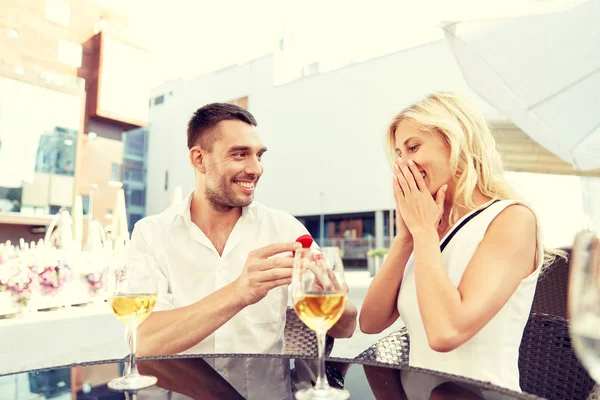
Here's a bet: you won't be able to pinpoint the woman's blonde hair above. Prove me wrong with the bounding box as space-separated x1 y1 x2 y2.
386 91 565 266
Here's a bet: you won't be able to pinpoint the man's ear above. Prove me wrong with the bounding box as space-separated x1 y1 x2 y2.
189 145 206 173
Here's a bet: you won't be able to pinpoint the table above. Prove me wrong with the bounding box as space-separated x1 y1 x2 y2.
0 303 128 376
0 355 541 400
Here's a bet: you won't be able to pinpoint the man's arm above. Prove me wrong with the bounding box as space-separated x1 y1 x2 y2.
137 283 245 356
328 296 357 338
136 242 301 356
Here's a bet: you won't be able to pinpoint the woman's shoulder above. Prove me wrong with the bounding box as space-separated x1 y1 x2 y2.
481 201 538 260
484 200 537 232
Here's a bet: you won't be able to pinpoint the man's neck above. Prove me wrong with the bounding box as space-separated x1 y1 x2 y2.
189 189 243 236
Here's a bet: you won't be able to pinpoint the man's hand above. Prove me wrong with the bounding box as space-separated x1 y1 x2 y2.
234 242 301 307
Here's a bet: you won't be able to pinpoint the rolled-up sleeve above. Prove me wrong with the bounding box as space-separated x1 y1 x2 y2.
129 225 174 312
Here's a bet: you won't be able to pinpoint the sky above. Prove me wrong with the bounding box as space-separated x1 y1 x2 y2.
109 0 587 88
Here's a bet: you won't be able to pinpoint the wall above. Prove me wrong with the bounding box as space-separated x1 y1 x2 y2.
146 42 501 217
145 41 596 248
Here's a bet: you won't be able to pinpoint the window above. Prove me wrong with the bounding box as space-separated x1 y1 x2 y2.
58 40 82 68
129 189 145 206
34 127 77 176
0 187 22 212
110 163 122 182
123 129 147 158
128 213 142 228
154 95 164 106
50 205 70 215
45 0 70 27
81 195 90 215
124 166 144 182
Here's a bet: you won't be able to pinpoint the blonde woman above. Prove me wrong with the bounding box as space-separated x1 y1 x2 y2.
359 91 552 394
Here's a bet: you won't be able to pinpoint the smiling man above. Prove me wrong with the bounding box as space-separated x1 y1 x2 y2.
130 103 357 398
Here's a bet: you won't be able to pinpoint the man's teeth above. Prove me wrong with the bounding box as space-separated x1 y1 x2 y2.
236 181 254 189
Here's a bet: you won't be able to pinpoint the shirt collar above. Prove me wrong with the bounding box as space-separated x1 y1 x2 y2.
172 191 257 226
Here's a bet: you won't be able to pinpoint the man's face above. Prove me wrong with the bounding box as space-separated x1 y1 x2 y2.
202 120 266 211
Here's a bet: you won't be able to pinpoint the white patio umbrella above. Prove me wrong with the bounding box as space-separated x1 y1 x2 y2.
111 188 129 246
72 195 83 251
443 0 600 170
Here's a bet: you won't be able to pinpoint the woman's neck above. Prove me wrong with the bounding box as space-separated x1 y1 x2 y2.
442 188 493 227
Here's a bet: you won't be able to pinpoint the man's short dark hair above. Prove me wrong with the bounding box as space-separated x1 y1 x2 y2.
187 103 257 150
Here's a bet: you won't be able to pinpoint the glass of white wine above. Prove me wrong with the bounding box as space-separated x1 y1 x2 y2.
569 229 600 383
108 254 158 391
292 247 350 400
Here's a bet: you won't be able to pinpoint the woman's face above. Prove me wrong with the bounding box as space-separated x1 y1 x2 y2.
393 119 454 196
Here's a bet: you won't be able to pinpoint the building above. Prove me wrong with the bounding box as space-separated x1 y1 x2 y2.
0 0 148 243
122 127 148 231
145 40 600 264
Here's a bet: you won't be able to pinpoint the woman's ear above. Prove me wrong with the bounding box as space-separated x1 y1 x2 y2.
189 146 206 173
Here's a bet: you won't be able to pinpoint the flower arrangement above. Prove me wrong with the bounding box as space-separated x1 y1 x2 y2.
83 270 107 295
77 251 110 297
36 260 72 296
0 256 34 308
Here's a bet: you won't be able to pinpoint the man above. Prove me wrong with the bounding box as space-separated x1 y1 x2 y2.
131 103 357 398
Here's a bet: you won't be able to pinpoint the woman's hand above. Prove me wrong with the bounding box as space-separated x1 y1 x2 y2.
393 157 447 236
392 172 412 241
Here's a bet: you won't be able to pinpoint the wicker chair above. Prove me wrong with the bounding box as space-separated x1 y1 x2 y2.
530 248 571 319
354 314 598 399
284 306 334 357
519 313 596 400
354 327 410 365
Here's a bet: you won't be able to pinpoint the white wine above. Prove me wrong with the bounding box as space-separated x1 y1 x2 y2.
110 293 157 325
293 292 346 331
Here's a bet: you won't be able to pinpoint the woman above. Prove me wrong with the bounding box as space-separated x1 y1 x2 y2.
359 91 557 394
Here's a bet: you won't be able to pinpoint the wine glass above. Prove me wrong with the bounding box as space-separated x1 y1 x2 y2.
292 246 350 400
107 254 158 390
568 229 600 383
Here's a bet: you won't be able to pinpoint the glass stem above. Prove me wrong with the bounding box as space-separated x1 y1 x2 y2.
126 324 140 377
314 330 330 391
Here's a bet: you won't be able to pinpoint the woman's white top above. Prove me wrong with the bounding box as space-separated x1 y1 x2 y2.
398 200 544 396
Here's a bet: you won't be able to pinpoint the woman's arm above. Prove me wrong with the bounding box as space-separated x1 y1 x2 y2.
412 204 537 352
359 170 417 335
359 236 413 334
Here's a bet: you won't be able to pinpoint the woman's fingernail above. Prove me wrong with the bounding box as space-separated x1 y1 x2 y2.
394 164 399 170
398 156 403 163
408 160 414 166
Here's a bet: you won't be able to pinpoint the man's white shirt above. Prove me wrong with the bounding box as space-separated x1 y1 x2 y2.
129 194 311 399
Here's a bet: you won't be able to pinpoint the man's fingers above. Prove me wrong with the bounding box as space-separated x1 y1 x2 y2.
265 277 292 291
252 242 301 259
259 267 293 282
255 256 294 271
